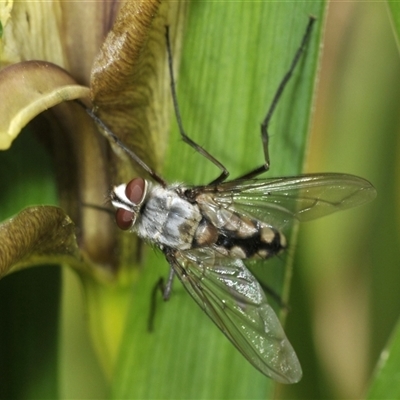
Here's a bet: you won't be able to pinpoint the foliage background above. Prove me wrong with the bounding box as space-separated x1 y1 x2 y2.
284 2 400 399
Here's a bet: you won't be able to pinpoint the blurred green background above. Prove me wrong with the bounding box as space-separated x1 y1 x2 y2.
284 2 400 399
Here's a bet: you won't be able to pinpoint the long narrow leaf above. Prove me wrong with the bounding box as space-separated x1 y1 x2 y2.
111 2 325 399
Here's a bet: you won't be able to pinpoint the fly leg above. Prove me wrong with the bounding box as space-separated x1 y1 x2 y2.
236 16 316 181
166 27 229 186
148 266 175 331
162 266 176 300
78 100 168 187
258 281 290 311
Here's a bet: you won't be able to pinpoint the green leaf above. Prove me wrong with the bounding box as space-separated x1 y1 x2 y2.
111 2 326 399
363 4 400 399
388 0 400 50
0 266 61 399
367 317 400 399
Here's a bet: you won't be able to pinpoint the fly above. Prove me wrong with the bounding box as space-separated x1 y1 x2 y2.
86 17 376 384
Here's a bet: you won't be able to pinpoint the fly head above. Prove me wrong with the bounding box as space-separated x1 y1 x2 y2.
110 177 149 230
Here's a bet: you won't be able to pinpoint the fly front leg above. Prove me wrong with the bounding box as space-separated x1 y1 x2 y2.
165 27 229 186
148 266 176 332
236 16 316 182
162 266 176 300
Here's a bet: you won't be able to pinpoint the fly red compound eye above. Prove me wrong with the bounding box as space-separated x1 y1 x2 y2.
115 208 135 230
114 178 144 229
125 178 146 205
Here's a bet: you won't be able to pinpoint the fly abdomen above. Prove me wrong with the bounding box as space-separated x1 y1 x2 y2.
193 216 286 259
215 225 286 259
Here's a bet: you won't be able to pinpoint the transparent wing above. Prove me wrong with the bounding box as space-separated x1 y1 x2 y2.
197 173 376 229
166 247 302 383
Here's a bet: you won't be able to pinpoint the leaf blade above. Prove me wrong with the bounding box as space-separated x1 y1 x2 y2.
111 2 326 399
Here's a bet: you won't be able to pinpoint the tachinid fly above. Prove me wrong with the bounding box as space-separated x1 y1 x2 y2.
88 17 376 383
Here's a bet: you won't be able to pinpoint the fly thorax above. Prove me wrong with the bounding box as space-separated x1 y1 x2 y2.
136 186 202 250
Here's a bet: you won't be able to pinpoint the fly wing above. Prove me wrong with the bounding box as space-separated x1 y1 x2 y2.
167 247 302 383
199 173 376 229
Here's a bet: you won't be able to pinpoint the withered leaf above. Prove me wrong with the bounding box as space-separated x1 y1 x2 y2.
0 60 89 150
91 0 187 181
0 206 81 278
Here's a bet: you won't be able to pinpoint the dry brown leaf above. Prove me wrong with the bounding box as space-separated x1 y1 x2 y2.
0 206 80 277
0 60 89 150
